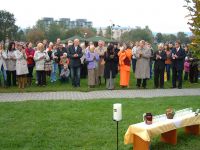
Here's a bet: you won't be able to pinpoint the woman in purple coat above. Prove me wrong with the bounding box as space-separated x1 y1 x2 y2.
86 45 99 88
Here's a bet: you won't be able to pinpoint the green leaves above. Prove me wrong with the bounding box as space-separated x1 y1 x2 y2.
121 26 153 43
184 0 200 58
0 10 17 43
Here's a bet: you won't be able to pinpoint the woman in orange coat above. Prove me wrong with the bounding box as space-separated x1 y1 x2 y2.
118 44 132 88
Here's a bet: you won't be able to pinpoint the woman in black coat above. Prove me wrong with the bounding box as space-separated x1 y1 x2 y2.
104 44 118 90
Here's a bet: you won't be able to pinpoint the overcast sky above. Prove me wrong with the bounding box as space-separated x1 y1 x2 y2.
0 0 190 33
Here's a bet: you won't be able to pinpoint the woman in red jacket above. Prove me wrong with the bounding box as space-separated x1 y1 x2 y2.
25 42 35 85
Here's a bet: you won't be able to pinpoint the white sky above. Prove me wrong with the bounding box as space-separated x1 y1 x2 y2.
0 0 190 33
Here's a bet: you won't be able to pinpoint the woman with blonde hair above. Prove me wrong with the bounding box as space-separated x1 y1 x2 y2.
0 43 7 87
86 45 99 88
15 43 28 89
80 43 88 78
34 43 49 86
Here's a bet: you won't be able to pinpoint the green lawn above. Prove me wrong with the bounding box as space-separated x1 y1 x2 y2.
0 96 200 150
0 71 199 93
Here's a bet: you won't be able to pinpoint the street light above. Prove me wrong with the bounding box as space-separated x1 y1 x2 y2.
84 32 87 38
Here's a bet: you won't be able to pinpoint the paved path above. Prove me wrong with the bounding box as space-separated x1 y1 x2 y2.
0 88 199 102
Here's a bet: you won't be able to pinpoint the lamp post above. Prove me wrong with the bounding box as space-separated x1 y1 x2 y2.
113 103 122 150
84 33 87 45
116 25 121 42
110 25 113 40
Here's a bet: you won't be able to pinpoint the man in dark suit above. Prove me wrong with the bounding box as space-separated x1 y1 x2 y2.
171 40 185 89
153 43 167 88
67 39 83 87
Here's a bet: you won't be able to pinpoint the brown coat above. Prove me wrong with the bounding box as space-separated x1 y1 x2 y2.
95 46 107 77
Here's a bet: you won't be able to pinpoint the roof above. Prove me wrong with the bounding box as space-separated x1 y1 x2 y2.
62 35 86 43
86 36 117 43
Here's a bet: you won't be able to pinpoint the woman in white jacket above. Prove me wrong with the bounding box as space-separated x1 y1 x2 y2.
34 43 49 86
6 42 17 86
0 43 7 87
15 43 28 89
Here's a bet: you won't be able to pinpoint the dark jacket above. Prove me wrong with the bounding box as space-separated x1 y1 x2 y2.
171 47 185 70
67 45 83 67
153 50 166 70
104 51 118 79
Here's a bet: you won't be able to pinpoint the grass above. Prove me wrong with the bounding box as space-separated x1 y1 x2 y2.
0 96 200 150
0 70 199 93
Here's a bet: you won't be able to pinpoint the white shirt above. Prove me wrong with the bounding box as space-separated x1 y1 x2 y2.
75 46 78 52
132 46 138 59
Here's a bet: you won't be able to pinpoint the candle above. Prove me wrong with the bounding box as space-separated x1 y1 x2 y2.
113 103 122 121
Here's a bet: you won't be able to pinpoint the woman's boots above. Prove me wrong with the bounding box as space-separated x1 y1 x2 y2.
18 76 27 89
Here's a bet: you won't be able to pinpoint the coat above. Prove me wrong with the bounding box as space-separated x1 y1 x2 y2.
67 45 83 67
6 50 16 71
34 50 50 71
0 50 7 70
118 49 132 86
25 48 35 67
15 50 29 75
104 50 119 79
171 47 185 71
184 61 190 72
153 50 167 70
95 46 107 76
135 47 151 79
85 50 99 70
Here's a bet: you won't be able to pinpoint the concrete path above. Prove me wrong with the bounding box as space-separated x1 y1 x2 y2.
0 88 199 102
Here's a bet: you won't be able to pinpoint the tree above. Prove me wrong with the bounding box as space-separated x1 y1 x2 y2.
105 26 112 39
79 28 96 38
47 23 66 42
0 10 18 43
121 26 154 43
15 29 26 41
161 34 177 43
184 0 200 58
36 19 47 31
98 28 103 36
177 32 190 44
26 27 45 44
65 27 96 39
155 33 163 43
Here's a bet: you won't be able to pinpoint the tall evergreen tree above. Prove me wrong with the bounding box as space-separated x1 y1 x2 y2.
184 0 200 58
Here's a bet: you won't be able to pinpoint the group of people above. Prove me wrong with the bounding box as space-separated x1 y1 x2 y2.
0 38 199 90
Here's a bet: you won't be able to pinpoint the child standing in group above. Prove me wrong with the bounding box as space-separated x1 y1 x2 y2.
60 64 70 82
59 53 70 82
59 53 69 71
184 57 190 81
